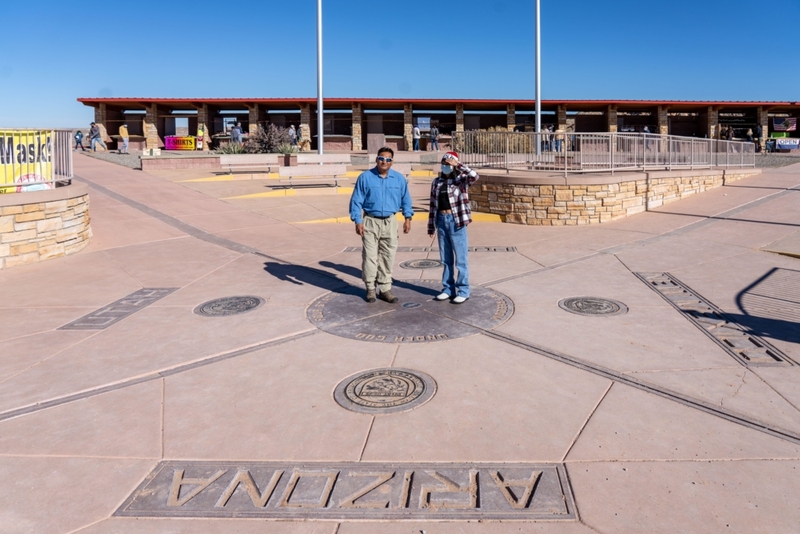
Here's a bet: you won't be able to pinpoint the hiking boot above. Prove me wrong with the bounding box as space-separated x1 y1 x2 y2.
378 290 399 303
365 289 376 303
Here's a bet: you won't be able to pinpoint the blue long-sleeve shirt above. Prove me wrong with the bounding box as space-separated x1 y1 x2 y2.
349 168 414 224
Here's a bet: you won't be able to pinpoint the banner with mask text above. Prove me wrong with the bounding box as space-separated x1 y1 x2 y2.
0 130 54 193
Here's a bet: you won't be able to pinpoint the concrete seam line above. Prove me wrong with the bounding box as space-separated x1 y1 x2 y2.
0 330 320 423
560 382 615 464
482 330 800 446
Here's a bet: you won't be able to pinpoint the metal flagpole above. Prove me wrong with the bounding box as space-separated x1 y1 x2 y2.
317 0 324 156
535 0 541 156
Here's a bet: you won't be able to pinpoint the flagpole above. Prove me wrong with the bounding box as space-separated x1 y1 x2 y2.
535 0 541 156
316 0 324 156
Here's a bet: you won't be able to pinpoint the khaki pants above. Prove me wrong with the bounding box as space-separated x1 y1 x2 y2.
361 215 398 292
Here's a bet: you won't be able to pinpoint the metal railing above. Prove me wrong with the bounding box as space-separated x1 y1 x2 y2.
450 131 755 175
0 129 73 193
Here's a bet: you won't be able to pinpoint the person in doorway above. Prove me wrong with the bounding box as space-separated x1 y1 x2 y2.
412 124 421 151
755 124 763 153
288 125 297 146
118 123 129 154
230 122 243 145
89 122 107 152
349 147 414 304
427 151 479 305
74 130 86 151
746 128 754 143
430 124 440 151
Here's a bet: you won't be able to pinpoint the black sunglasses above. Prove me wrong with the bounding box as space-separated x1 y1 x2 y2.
376 156 393 163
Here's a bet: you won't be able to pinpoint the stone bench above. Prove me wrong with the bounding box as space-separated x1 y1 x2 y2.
278 164 349 188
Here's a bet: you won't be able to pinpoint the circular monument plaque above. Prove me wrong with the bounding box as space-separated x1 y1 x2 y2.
307 280 514 343
400 259 443 270
334 368 437 414
194 296 265 317
557 297 628 317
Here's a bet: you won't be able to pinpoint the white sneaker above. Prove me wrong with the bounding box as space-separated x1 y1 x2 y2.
434 292 451 301
452 296 468 304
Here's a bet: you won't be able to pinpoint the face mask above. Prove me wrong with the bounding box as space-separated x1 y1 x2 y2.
441 165 453 175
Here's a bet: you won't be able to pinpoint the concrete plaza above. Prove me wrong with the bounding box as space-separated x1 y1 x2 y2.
1 154 800 533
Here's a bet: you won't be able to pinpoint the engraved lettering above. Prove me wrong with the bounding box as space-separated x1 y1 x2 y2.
397 471 413 509
167 469 227 507
491 470 541 509
395 336 404 342
365 335 375 340
215 469 284 508
376 335 386 341
338 471 394 508
356 333 366 339
278 469 339 508
419 470 478 510
436 334 448 340
426 335 436 341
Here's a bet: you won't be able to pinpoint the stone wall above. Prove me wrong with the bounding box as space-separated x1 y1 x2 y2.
0 183 92 269
471 169 760 226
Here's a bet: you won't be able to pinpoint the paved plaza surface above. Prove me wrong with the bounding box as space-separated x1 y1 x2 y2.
2 155 800 533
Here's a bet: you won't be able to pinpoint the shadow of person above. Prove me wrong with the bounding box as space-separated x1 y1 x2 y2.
318 261 440 297
262 262 352 293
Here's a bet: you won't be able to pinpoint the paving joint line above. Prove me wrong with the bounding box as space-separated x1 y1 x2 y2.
561 382 614 463
481 330 800 446
0 330 319 423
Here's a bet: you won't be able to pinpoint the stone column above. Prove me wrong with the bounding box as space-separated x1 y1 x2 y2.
455 103 464 132
706 106 720 140
94 103 111 143
657 106 669 136
248 104 260 135
196 104 211 151
351 102 363 151
299 104 311 150
757 106 769 151
606 105 618 133
403 103 413 151
144 103 160 149
506 104 516 131
557 105 567 132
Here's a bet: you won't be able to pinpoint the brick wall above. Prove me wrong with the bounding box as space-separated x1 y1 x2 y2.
471 169 760 226
0 184 92 269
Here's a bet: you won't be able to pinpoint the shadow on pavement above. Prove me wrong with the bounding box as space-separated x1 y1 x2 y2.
318 261 441 296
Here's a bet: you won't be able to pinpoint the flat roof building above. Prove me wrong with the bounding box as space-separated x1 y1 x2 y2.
78 97 799 152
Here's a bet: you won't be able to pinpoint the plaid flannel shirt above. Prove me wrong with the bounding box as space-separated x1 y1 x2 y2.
427 163 479 234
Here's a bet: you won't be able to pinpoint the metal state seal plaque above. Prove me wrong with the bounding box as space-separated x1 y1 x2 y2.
334 368 437 414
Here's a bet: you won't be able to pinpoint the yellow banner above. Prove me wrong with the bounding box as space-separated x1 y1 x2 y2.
0 130 54 194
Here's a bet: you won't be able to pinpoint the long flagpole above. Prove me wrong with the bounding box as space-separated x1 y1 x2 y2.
317 0 324 156
535 0 541 155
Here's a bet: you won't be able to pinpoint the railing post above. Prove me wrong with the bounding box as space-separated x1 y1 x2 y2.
505 132 509 174
691 139 694 170
610 133 614 175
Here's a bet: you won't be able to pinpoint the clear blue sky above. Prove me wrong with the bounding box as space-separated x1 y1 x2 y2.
1 0 797 128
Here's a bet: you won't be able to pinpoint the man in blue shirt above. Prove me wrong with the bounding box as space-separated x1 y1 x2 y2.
349 147 414 303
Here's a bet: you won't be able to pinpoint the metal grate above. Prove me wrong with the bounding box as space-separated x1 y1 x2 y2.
636 273 795 367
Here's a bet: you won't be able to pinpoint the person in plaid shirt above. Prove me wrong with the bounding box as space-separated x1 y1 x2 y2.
427 151 479 304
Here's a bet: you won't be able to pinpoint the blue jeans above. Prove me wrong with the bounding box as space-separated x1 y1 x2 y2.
91 137 107 151
431 138 439 151
413 138 420 151
436 213 470 298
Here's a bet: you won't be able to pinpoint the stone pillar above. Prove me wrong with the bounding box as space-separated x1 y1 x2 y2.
455 103 464 132
351 102 363 151
606 105 618 133
657 106 669 136
403 103 413 151
196 104 211 151
144 103 160 149
557 105 567 132
299 104 311 150
248 104 260 135
757 106 769 151
94 103 111 143
706 106 720 140
506 104 516 131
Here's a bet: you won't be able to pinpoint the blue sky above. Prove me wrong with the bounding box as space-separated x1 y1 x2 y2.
1 0 797 128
